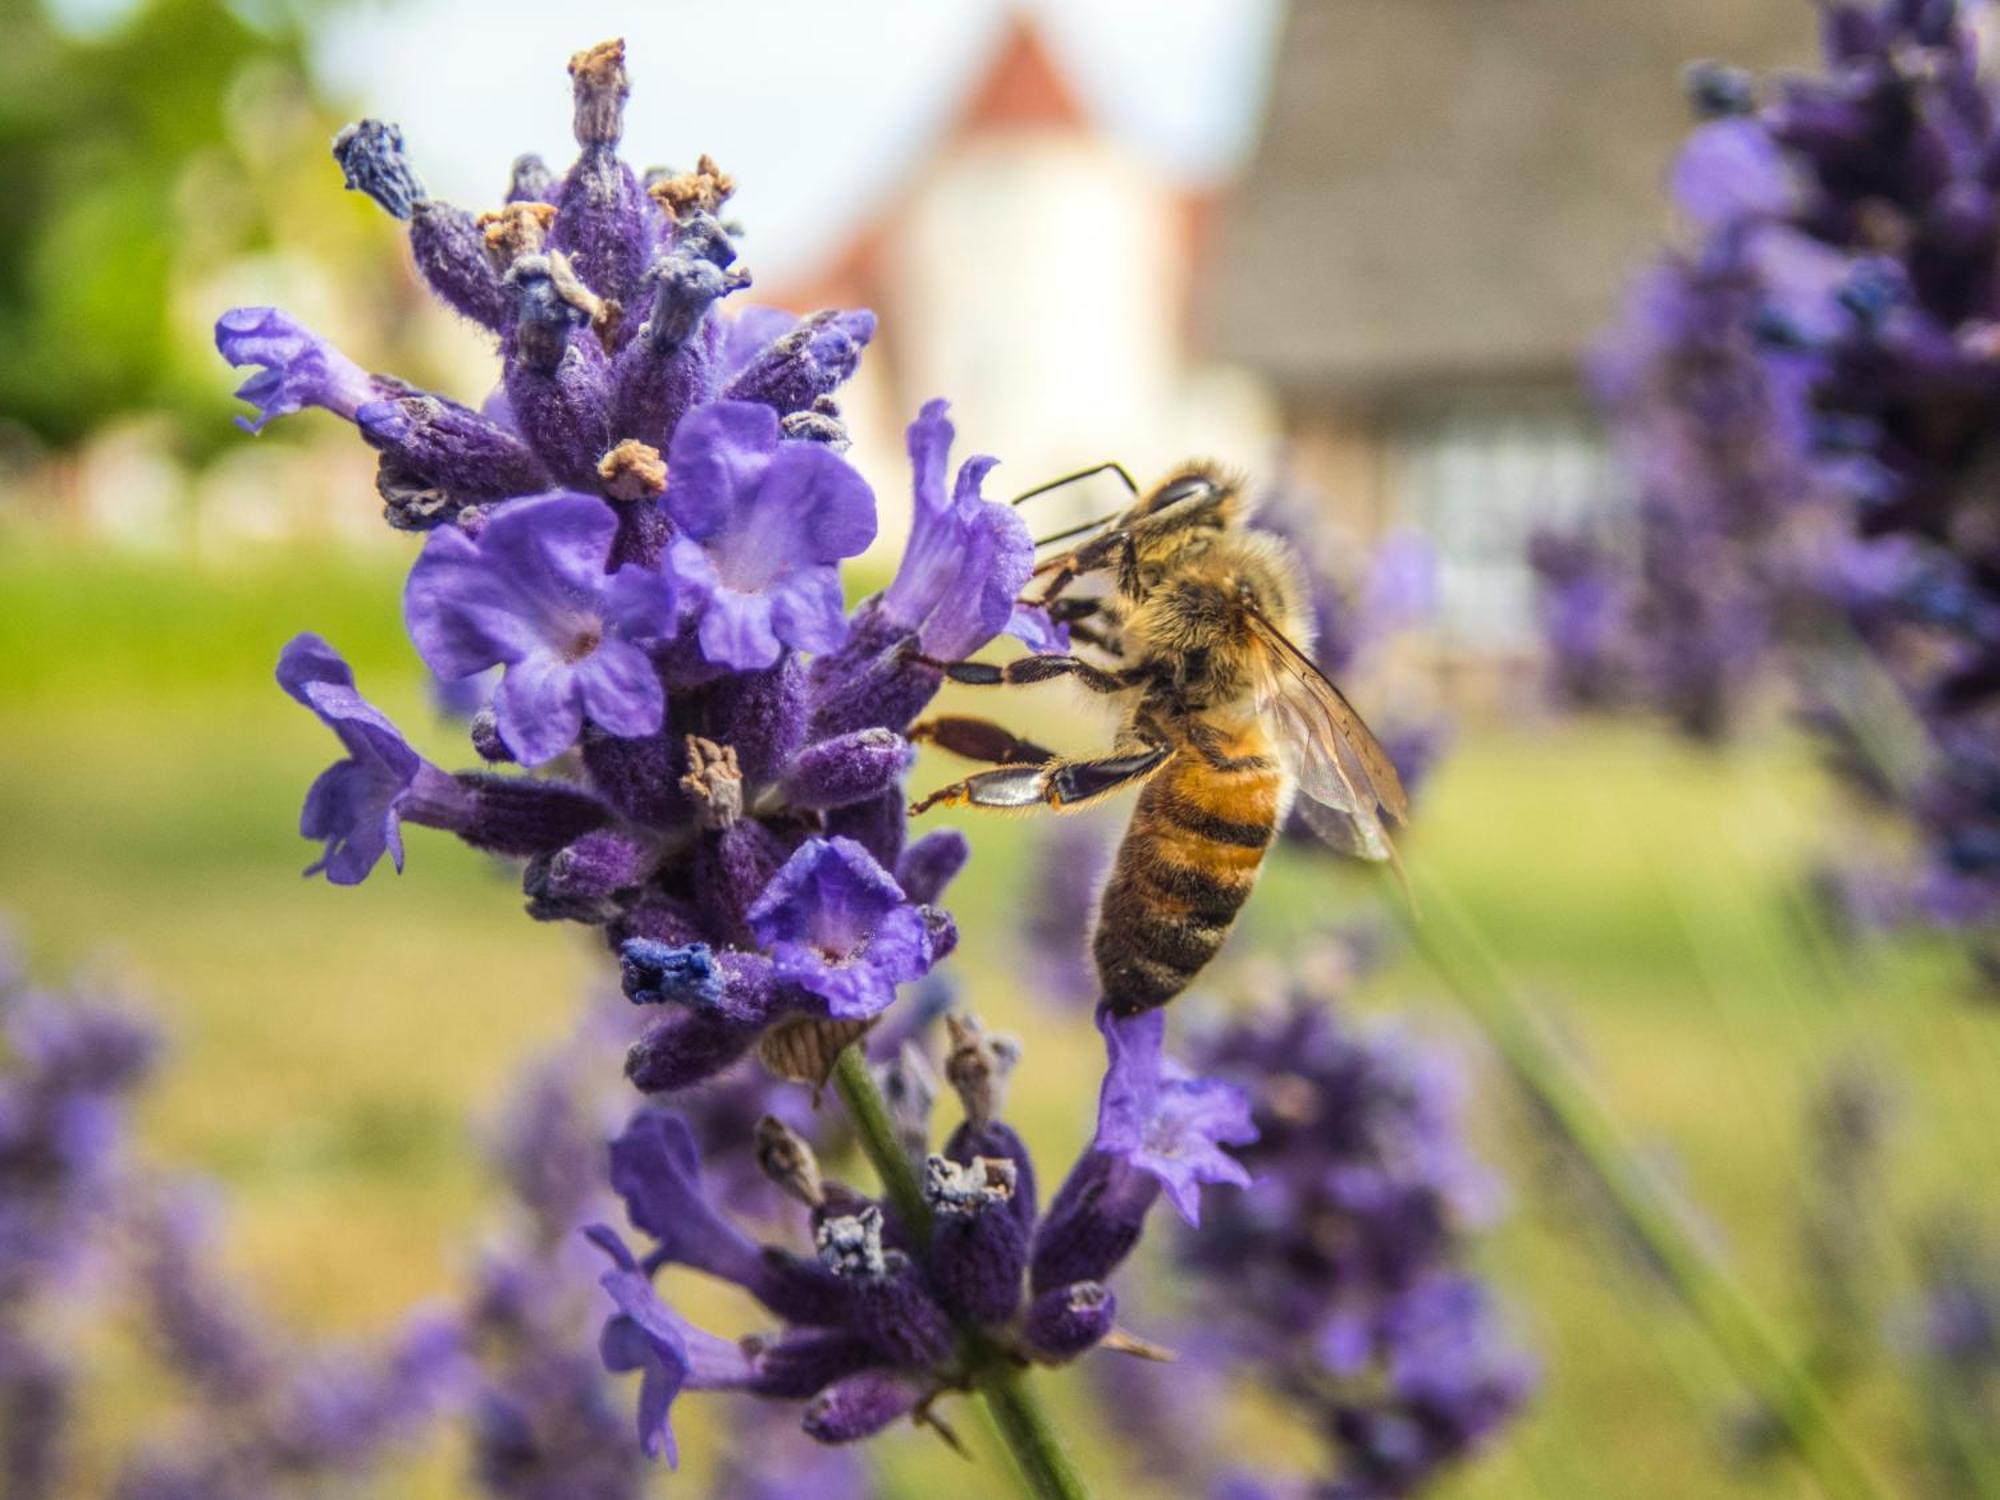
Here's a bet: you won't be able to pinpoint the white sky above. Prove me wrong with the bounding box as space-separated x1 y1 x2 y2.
302 0 1285 281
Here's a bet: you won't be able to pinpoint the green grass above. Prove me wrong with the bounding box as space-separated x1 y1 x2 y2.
2 539 1996 1498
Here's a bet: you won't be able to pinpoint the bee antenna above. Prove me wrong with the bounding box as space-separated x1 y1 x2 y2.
1010 462 1139 507
1032 511 1120 548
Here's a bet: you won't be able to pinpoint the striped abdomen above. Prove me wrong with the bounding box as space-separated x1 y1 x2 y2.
1093 735 1280 1016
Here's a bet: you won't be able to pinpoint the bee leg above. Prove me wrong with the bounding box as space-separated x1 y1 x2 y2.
1030 598 1124 657
910 744 1170 817
908 715 1059 766
1065 620 1123 656
907 651 1132 694
1044 597 1103 624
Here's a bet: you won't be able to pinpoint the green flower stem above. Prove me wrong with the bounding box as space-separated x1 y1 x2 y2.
1393 873 1894 1500
828 1043 1093 1500
830 1042 931 1246
971 1356 1093 1500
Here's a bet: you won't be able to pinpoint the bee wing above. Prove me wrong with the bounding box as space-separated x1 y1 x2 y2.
1245 606 1410 867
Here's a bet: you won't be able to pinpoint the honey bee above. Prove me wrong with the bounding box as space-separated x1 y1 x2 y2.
907 462 1410 1017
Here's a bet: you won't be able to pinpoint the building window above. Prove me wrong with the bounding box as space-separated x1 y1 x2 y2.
1388 393 1616 651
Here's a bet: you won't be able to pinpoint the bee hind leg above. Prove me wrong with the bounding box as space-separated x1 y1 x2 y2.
910 744 1170 817
909 715 1059 766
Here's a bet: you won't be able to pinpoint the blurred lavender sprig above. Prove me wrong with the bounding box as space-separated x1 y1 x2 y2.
1534 0 2000 977
0 941 158 1500
1173 963 1532 1499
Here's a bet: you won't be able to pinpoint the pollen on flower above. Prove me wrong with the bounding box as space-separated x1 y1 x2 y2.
680 736 743 828
477 201 558 268
567 38 630 147
650 154 737 221
598 438 667 500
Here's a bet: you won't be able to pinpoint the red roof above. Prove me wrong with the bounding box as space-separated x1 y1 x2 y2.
762 11 1092 316
949 10 1090 140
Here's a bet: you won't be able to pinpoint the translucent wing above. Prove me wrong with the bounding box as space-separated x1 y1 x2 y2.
1245 605 1410 869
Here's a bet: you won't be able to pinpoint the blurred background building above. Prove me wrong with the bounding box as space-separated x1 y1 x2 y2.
1204 1 1812 654
0 0 1813 648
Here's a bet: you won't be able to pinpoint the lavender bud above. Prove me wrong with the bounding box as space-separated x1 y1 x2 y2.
816 1208 955 1368
823 788 907 872
331 121 503 325
452 773 611 856
801 1371 922 1445
702 657 807 786
724 309 877 417
745 1329 881 1399
506 253 601 374
781 729 915 811
1022 1281 1116 1361
582 728 686 828
412 202 511 328
925 1156 1026 1327
1028 1152 1150 1294
609 216 746 445
896 830 969 905
528 827 651 905
695 818 789 949
507 153 556 203
945 1117 1039 1229
356 394 550 512
553 40 654 313
625 1006 762 1093
332 119 427 219
503 255 615 486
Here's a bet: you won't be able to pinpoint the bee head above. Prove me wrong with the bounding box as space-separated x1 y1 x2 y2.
1133 463 1242 529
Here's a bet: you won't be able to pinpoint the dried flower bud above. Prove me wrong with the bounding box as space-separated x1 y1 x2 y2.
754 1115 825 1208
568 38 630 148
944 1014 1021 1129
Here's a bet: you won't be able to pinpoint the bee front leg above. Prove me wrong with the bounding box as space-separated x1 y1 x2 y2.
906 651 1132 694
910 744 1171 817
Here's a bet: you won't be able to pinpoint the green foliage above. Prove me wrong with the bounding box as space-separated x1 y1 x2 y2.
0 0 338 454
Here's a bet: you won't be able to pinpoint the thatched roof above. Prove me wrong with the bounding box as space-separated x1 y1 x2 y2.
1202 0 1817 398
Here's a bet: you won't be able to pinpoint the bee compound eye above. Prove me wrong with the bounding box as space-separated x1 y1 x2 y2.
1147 473 1216 513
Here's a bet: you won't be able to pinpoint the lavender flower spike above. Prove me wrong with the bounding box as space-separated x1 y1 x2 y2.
662 401 877 670
215 308 380 434
404 493 678 765
277 633 471 885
